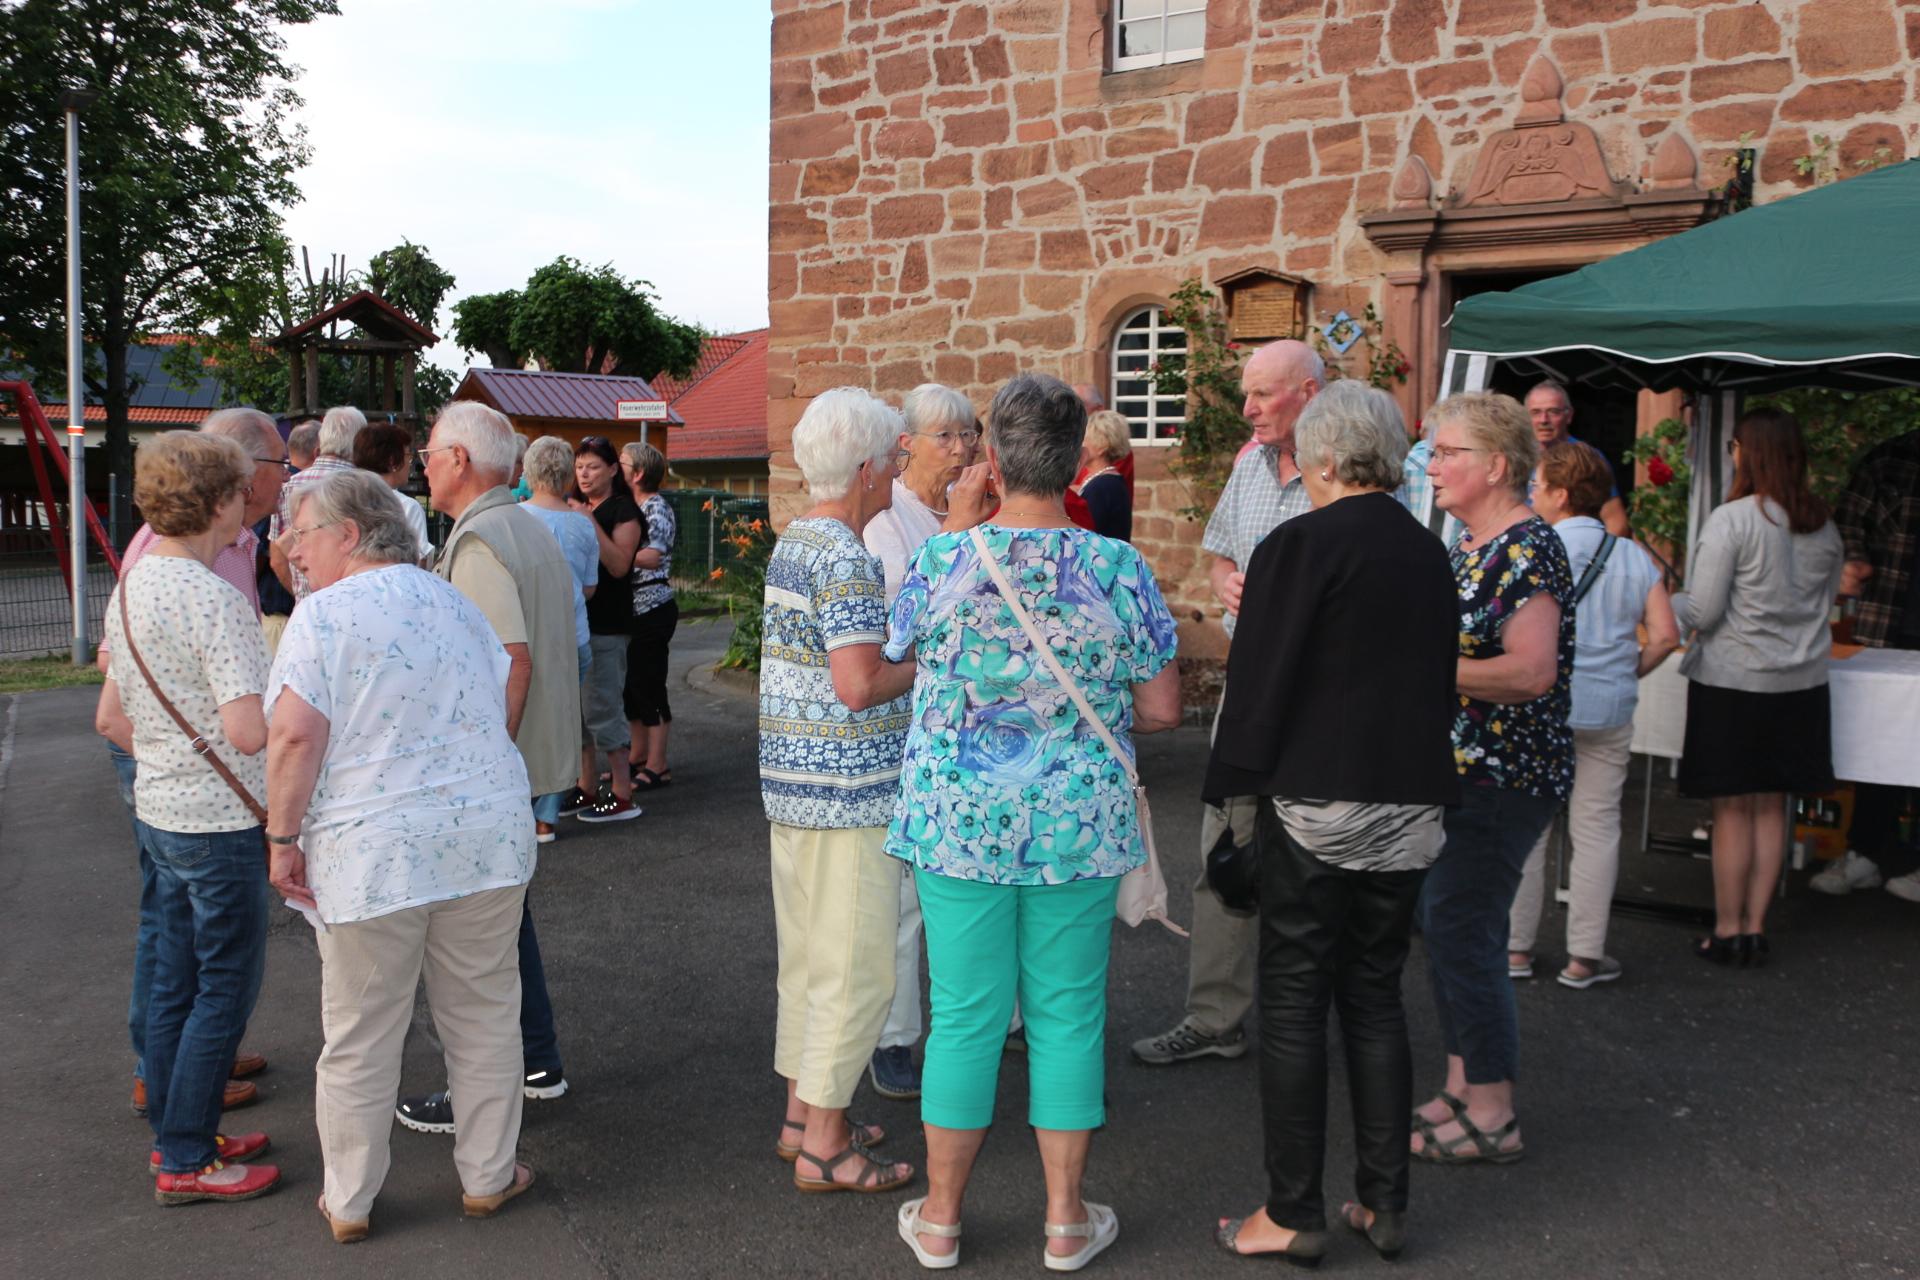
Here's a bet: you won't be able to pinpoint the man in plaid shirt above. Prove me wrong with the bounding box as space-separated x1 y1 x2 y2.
1813 429 1920 902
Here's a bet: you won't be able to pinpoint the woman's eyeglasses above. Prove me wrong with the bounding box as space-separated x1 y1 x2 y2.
1429 445 1489 463
915 429 980 449
285 519 337 547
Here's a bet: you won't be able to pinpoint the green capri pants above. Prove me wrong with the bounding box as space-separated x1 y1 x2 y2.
915 868 1120 1131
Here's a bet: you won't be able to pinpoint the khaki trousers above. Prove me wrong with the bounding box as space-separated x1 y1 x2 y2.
769 823 900 1110
1509 722 1636 960
261 613 289 658
1183 693 1262 1035
315 883 527 1223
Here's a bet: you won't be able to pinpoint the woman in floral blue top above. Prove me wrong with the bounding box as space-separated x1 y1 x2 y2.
1410 392 1573 1172
888 374 1181 1272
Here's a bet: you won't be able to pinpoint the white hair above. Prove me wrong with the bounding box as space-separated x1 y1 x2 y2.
522 435 575 496
1293 380 1409 490
901 383 975 436
793 387 903 499
316 405 367 458
432 400 519 477
200 406 281 456
296 469 420 565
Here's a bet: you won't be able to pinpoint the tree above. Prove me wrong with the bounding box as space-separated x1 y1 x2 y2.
368 239 456 334
0 0 339 532
451 257 703 381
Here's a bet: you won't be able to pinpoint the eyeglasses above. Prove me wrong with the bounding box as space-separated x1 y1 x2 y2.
915 428 980 449
285 519 337 546
890 448 912 472
415 445 457 464
1430 445 1490 463
252 456 293 474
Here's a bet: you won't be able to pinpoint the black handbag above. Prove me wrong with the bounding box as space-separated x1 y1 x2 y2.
1205 824 1260 915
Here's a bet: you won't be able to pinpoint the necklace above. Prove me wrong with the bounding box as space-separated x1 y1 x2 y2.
1461 502 1531 546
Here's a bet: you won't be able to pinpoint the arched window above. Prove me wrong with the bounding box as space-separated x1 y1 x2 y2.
1110 304 1188 445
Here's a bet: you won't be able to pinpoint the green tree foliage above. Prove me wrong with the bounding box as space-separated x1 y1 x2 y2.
1750 387 1918 509
452 257 703 381
368 239 457 334
0 0 339 527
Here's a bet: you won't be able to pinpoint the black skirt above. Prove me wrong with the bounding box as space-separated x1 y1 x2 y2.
1677 679 1834 798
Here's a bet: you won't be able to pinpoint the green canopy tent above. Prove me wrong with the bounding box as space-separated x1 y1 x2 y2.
1440 158 1920 545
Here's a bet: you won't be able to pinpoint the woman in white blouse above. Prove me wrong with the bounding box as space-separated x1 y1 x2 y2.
264 469 537 1242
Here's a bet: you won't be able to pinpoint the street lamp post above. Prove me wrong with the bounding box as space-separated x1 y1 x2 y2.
58 85 99 666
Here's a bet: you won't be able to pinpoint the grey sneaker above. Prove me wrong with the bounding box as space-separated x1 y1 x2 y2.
1130 1017 1247 1065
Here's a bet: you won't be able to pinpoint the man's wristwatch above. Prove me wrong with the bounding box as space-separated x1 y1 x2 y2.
266 832 300 845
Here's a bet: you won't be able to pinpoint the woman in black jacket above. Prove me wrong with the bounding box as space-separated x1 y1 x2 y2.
1207 381 1460 1265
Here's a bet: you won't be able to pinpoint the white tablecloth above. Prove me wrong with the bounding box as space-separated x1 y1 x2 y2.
1628 648 1920 787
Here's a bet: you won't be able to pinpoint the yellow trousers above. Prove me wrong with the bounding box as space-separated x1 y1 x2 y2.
769 823 900 1109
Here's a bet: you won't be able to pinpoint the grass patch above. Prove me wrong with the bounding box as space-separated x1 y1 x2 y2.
0 655 105 695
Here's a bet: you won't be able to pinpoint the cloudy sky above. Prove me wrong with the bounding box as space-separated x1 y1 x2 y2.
279 0 770 370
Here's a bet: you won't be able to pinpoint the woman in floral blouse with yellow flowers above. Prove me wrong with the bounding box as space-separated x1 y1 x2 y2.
1408 392 1574 1171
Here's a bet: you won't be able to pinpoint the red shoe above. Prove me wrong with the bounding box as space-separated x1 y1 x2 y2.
148 1132 270 1175
133 1077 259 1115
230 1050 267 1079
154 1158 282 1205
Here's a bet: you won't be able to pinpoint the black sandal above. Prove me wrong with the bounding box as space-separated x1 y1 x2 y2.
1409 1090 1464 1144
1339 1202 1406 1262
630 765 672 789
1694 934 1738 965
1739 934 1770 968
776 1117 883 1162
1411 1111 1524 1165
793 1142 914 1194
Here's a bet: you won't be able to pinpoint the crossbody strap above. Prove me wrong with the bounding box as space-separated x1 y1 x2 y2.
968 527 1138 788
116 582 269 824
1571 533 1617 606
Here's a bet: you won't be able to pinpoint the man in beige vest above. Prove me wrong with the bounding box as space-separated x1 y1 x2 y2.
393 400 584 1134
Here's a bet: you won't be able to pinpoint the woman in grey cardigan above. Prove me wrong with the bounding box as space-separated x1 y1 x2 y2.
1674 408 1844 966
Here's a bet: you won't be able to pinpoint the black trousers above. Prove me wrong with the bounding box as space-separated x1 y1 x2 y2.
1256 802 1427 1232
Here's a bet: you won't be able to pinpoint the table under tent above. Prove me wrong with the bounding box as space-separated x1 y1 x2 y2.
1437 157 1920 923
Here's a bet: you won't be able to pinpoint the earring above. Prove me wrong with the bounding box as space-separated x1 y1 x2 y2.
1320 470 1330 481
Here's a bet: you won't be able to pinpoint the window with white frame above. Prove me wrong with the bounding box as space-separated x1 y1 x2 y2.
1109 0 1207 73
1111 305 1188 445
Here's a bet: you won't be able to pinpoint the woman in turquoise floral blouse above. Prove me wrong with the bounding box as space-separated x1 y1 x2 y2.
886 373 1182 1273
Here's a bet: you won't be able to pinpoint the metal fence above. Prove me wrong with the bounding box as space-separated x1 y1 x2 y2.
661 489 769 584
0 508 114 660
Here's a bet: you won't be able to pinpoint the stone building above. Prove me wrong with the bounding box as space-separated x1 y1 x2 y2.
766 0 1920 657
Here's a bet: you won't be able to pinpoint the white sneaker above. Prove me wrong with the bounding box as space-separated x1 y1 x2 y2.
1885 871 1920 903
1809 850 1882 895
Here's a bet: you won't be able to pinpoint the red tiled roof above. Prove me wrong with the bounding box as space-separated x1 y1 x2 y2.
454 368 686 426
669 331 768 463
647 329 764 402
35 403 214 425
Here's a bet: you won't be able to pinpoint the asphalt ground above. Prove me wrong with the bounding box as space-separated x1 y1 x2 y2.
3 618 1916 1279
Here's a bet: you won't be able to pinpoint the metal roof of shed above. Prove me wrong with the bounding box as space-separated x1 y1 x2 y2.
454 367 686 425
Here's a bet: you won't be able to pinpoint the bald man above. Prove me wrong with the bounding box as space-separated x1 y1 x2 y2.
1525 381 1629 535
1132 338 1324 1066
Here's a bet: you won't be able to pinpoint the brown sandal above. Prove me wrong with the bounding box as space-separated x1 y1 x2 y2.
793 1143 914 1194
776 1116 883 1162
462 1161 536 1216
317 1194 369 1244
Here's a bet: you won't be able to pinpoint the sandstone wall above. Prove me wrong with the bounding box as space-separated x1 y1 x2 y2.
768 0 1920 654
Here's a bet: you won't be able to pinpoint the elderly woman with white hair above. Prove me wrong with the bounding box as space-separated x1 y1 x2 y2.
860 382 985 1101
1076 408 1134 541
266 469 538 1241
1206 381 1460 1264
761 387 918 1196
519 436 600 840
271 404 367 602
1410 391 1573 1172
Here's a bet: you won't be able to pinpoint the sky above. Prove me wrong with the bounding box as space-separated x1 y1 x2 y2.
279 0 771 372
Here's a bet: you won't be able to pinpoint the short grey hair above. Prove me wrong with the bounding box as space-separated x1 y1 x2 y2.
987 373 1085 496
1293 381 1409 490
793 387 903 499
523 435 575 497
1427 390 1538 496
432 400 518 477
295 468 421 565
1084 408 1133 461
901 383 975 437
1525 378 1571 408
316 405 367 458
200 406 281 456
286 420 321 463
621 440 668 492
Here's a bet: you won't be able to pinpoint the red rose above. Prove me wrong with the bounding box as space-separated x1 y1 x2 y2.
1648 457 1674 487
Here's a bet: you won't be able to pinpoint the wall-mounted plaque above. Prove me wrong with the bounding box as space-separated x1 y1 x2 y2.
1217 268 1312 342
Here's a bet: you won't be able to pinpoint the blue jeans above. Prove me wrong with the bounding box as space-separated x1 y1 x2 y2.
141 823 269 1172
1415 786 1557 1086
519 899 563 1077
108 742 156 1081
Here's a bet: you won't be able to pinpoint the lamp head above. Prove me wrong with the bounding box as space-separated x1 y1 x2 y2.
57 86 101 114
